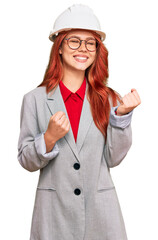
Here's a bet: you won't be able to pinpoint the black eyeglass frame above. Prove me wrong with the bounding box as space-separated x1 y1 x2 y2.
64 37 99 52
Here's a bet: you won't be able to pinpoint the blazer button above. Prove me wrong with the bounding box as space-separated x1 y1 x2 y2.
74 188 81 195
73 163 80 170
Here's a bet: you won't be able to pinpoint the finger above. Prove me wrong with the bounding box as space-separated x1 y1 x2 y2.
53 111 66 121
119 96 124 105
61 118 70 131
131 90 141 104
131 89 141 100
58 114 67 125
126 92 141 109
122 95 131 106
131 88 137 93
122 94 136 109
127 92 138 105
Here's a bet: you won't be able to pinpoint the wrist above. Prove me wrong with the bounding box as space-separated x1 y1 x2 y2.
44 131 56 153
116 106 129 116
115 109 124 116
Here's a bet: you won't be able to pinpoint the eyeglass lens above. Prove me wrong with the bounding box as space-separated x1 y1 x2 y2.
68 37 97 51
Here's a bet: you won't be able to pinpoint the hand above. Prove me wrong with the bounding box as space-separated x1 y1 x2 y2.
45 111 70 146
116 89 141 116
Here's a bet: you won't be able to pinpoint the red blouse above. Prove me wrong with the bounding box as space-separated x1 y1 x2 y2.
59 77 86 142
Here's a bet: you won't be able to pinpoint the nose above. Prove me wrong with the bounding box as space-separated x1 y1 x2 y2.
79 40 87 51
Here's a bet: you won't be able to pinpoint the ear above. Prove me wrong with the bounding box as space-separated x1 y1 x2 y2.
59 48 62 54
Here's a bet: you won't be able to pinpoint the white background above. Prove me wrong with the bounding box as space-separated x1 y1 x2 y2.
0 0 158 239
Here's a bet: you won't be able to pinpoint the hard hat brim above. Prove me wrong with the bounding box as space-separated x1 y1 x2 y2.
49 27 106 42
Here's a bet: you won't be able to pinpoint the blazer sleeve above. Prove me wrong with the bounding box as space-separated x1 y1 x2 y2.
17 93 59 172
104 106 133 168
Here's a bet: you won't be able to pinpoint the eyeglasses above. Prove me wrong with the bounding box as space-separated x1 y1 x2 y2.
64 37 99 52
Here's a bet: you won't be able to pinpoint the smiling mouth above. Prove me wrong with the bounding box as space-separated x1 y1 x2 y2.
73 56 88 63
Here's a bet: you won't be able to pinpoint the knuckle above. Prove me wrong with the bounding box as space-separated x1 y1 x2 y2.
53 118 58 124
58 111 63 114
56 121 61 127
61 111 65 116
65 126 70 132
61 124 66 130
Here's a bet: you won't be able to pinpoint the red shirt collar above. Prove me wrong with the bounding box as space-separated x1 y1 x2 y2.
59 76 86 102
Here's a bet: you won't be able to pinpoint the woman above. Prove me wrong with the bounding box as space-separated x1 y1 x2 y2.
17 4 141 240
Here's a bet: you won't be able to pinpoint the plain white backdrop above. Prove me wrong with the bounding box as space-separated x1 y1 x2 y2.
0 0 158 239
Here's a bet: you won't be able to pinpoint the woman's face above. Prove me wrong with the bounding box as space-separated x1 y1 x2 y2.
59 30 97 72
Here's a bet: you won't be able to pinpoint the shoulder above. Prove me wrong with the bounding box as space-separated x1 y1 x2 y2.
23 86 47 102
24 86 47 98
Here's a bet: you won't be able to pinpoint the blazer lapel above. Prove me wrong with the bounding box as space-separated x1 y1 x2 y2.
46 85 80 162
76 82 93 153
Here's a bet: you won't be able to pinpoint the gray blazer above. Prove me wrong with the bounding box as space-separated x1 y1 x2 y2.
17 83 133 240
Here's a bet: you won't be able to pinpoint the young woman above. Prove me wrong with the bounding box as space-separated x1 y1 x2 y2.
17 4 141 240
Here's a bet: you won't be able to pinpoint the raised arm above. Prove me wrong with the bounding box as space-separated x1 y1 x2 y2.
104 89 141 168
17 93 59 172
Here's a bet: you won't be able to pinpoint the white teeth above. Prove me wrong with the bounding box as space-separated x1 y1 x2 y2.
74 56 87 60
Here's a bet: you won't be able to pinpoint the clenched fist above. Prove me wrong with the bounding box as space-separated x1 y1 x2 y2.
44 111 70 153
116 89 141 116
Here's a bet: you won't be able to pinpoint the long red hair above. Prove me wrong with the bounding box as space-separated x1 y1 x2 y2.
37 30 121 140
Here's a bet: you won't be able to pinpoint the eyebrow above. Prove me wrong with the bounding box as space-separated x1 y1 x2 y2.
67 35 96 40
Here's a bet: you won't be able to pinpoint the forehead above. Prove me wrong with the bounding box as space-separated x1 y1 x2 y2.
65 29 96 38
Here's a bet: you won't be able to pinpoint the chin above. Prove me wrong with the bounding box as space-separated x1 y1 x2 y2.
75 67 87 71
74 63 91 71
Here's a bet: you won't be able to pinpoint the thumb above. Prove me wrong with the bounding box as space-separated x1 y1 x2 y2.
131 88 136 93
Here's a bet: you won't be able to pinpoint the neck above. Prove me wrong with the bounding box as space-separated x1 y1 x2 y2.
62 68 85 93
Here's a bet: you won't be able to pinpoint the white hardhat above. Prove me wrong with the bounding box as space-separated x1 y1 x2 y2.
49 4 106 42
